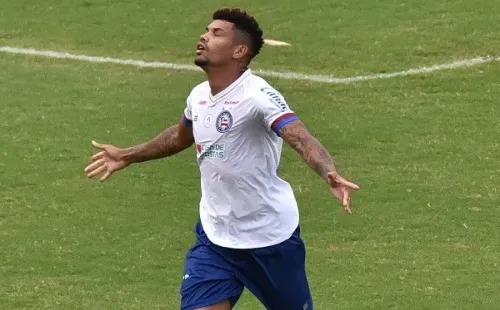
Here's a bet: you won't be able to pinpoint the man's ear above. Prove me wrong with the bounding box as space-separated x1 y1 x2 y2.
233 44 249 61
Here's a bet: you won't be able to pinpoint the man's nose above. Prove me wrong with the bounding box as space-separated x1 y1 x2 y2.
199 33 208 42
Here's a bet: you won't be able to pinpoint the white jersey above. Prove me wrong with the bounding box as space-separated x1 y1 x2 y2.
182 69 300 249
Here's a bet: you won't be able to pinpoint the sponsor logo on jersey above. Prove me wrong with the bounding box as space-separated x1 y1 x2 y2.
216 110 233 133
196 143 225 159
198 100 207 105
261 87 288 111
224 100 239 105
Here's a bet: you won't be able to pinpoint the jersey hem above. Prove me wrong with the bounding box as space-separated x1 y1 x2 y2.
273 116 299 136
205 226 299 250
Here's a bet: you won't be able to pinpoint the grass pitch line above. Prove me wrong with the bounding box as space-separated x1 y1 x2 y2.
1 46 498 84
264 39 292 46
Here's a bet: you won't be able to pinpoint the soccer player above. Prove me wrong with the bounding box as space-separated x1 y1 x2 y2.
85 7 359 310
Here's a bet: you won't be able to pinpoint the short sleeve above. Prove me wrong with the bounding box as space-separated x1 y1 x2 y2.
256 86 299 135
181 93 193 127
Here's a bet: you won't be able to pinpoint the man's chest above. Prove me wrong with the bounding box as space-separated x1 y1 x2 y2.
190 97 254 142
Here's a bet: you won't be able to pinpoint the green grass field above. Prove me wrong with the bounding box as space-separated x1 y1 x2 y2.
1 1 499 309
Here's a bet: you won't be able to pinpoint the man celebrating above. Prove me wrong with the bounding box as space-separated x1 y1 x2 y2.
85 7 359 310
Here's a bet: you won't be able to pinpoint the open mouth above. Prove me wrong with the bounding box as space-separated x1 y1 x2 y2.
196 43 206 54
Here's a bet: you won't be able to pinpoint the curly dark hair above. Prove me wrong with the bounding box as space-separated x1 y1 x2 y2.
213 8 264 62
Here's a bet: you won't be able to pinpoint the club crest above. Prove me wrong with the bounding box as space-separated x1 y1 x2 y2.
216 110 233 133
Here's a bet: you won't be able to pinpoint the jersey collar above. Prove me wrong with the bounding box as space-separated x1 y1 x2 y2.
208 69 252 104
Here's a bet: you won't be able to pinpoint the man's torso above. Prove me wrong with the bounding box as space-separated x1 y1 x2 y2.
184 70 300 249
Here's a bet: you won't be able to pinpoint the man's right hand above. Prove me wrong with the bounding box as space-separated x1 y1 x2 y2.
85 140 130 182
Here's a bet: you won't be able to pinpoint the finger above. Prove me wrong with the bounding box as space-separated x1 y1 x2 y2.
330 187 342 202
343 189 352 214
86 165 107 178
99 170 112 182
332 175 360 190
342 189 349 206
92 140 108 151
340 179 360 190
84 159 105 173
91 151 105 161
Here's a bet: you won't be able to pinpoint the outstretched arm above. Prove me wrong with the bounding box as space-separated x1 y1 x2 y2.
278 120 359 213
121 119 194 163
85 118 194 182
278 120 336 182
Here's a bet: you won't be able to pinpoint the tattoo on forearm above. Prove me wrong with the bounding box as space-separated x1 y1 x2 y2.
279 121 336 181
124 124 192 163
154 125 184 157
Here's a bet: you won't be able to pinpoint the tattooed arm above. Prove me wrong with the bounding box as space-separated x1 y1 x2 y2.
278 120 359 212
256 84 358 211
85 119 194 182
278 120 336 182
121 120 194 163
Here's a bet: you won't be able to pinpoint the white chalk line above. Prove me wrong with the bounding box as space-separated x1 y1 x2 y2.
1 46 498 84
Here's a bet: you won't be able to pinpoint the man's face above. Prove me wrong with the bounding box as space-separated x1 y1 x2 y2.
195 20 243 68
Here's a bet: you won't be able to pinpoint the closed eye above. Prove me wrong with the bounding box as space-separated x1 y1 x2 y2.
205 27 225 36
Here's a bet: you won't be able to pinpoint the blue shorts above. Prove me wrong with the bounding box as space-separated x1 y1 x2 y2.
180 221 313 310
